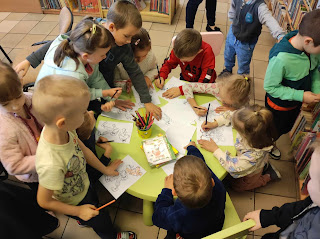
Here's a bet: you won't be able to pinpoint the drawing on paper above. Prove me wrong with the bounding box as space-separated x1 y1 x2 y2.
96 121 133 144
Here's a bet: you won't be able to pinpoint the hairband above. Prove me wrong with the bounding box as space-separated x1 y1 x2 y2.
90 24 97 34
134 39 141 46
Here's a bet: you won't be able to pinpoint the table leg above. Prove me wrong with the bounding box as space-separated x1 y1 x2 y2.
143 199 154 226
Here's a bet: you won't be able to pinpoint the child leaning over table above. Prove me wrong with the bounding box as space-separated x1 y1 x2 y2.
152 141 226 239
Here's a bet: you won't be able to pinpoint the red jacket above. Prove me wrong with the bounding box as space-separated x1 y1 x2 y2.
159 41 216 83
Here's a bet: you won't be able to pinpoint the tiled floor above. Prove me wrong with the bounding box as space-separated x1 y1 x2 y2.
1 0 299 238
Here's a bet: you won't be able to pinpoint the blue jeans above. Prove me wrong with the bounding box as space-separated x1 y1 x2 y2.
224 25 257 75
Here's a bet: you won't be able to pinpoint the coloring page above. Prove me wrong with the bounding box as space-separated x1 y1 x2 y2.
161 153 184 176
132 86 161 106
156 77 186 100
99 155 146 199
96 121 133 144
101 105 141 122
154 111 175 132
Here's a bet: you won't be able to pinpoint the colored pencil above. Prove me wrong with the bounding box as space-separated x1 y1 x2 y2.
193 106 206 110
98 140 114 144
110 90 119 100
156 64 161 84
135 111 145 127
205 103 211 125
95 200 116 211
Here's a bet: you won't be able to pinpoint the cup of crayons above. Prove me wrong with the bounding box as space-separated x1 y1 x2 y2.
132 111 154 139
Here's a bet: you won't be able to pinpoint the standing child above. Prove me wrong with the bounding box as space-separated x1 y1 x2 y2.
33 75 136 239
220 0 285 76
155 29 216 89
152 141 226 239
114 27 157 92
198 105 281 192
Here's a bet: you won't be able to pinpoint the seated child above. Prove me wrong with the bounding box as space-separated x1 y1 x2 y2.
163 74 251 117
35 17 122 113
198 105 281 192
152 141 226 239
155 29 216 89
33 75 136 239
114 27 158 92
243 141 320 238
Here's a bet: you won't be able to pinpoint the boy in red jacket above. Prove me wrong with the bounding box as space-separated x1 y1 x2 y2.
155 29 216 89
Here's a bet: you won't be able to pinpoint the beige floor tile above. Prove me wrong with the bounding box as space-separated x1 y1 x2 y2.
253 44 272 62
0 12 11 21
142 21 152 31
218 0 230 3
168 66 181 79
254 236 262 239
229 189 254 221
180 9 204 23
49 24 60 36
43 35 56 41
255 160 297 198
15 34 47 48
46 213 69 239
29 21 58 35
4 48 25 63
114 209 160 238
254 193 296 236
262 25 271 33
118 193 143 213
0 20 19 33
0 33 26 48
257 31 276 47
215 12 228 25
158 228 167 239
5 13 28 21
152 45 169 64
215 54 225 73
200 23 227 37
199 0 206 10
216 2 229 14
253 60 268 79
94 182 120 208
151 22 177 32
41 14 60 22
218 42 225 56
232 60 254 77
0 47 12 61
0 32 6 40
9 21 39 34
276 134 294 162
175 19 202 33
149 30 174 47
61 217 100 239
74 15 85 22
254 78 265 102
22 13 46 21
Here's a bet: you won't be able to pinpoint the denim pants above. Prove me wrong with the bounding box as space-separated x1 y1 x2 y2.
186 0 217 28
224 25 257 75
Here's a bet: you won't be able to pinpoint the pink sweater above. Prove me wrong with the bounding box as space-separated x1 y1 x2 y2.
0 93 40 182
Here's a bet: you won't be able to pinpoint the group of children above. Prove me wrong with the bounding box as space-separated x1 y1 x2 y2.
0 0 320 238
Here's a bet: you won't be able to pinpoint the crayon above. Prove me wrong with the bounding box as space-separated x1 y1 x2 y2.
110 90 119 100
95 200 116 211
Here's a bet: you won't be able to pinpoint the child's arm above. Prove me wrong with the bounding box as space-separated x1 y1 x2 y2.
201 111 234 131
228 0 236 22
311 56 320 94
155 50 179 89
198 47 216 83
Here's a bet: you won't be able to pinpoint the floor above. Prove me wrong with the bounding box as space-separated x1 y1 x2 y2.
0 0 299 238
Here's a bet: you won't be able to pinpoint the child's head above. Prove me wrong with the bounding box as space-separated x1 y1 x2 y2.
0 61 25 114
173 155 214 209
298 9 320 54
76 111 96 141
173 29 202 62
54 17 114 69
216 74 251 108
33 75 90 131
106 1 142 46
232 105 277 149
131 28 151 63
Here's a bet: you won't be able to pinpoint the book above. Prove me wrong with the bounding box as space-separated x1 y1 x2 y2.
142 135 176 167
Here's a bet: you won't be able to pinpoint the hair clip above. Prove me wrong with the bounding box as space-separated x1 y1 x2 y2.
67 38 71 42
135 39 141 45
254 111 259 115
90 24 97 34
244 76 249 81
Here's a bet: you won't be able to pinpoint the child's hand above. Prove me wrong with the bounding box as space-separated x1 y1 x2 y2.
14 59 31 79
107 88 123 99
164 174 174 190
162 87 181 99
243 210 262 231
96 136 112 158
145 102 162 120
193 106 207 116
184 141 196 149
303 91 320 104
115 99 135 111
198 139 219 152
155 77 165 89
201 121 218 131
215 105 236 113
101 101 116 112
145 76 154 89
126 79 132 94
104 159 123 176
78 204 99 221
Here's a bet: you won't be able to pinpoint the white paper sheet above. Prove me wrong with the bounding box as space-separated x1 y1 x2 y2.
96 121 133 144
156 77 185 100
99 155 146 199
153 111 175 132
161 153 185 176
101 105 141 122
132 85 161 106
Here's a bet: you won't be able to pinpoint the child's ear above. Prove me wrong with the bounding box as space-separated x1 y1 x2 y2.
56 117 66 129
172 188 177 196
108 22 116 33
304 37 314 46
81 53 89 61
212 178 215 187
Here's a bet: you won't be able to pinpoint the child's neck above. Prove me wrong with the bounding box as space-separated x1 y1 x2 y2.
16 105 30 120
290 34 304 52
43 125 69 145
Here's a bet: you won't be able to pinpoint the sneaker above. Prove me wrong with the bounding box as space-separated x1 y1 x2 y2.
206 24 221 32
263 163 281 180
218 69 232 77
269 146 281 160
117 231 137 239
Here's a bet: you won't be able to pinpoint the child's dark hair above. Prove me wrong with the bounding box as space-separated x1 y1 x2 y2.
54 17 114 70
130 28 151 53
0 61 22 103
173 29 202 59
107 1 142 30
232 105 278 149
299 9 320 47
173 155 213 209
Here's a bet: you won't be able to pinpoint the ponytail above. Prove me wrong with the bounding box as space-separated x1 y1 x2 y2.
54 38 80 69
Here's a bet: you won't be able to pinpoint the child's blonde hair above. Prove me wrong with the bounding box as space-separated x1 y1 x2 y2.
232 104 277 149
0 61 22 103
173 155 213 209
130 28 151 53
216 74 251 108
54 17 114 70
33 75 90 125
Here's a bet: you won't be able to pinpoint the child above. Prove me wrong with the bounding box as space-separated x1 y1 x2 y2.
152 141 226 239
198 105 281 192
0 62 42 192
14 1 162 119
33 75 136 239
264 9 320 138
219 0 285 76
35 17 122 113
114 27 157 92
163 74 251 118
243 142 320 238
155 29 216 89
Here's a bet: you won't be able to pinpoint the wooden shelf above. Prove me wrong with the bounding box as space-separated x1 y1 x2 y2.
42 9 100 17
